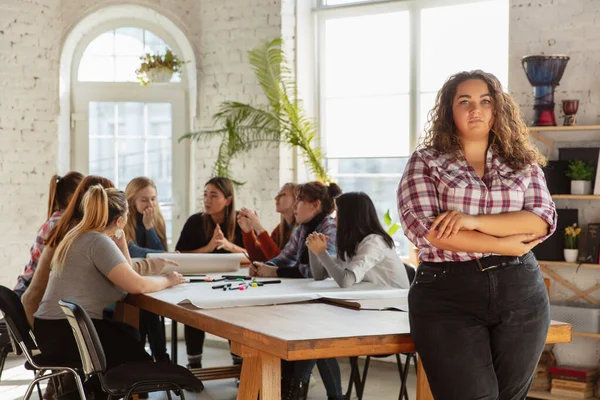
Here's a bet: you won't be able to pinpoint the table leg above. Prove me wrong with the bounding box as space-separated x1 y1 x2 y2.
236 345 281 400
416 357 434 400
114 301 139 329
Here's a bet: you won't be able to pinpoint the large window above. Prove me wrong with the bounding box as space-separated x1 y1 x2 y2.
73 25 188 245
317 0 508 256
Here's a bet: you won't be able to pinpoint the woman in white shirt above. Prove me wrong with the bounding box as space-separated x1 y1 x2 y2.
307 191 410 289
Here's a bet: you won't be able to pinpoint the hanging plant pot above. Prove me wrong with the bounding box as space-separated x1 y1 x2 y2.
146 67 174 84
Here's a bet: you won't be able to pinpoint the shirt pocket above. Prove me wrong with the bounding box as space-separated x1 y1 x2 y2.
437 170 478 214
489 171 530 212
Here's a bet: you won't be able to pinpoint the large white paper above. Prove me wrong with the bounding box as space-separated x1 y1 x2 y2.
146 275 408 309
146 253 241 274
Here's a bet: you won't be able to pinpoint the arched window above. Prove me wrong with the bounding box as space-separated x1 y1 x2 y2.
71 24 189 245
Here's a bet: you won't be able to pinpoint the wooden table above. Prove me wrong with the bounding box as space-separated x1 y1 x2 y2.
119 294 571 400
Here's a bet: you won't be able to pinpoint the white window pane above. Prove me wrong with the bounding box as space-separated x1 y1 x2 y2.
420 0 509 92
78 56 115 82
148 139 172 190
419 92 437 142
147 104 172 137
84 31 114 56
328 157 409 256
89 138 115 180
325 95 410 158
114 27 144 56
117 139 145 188
117 103 144 137
115 56 141 82
144 30 169 55
324 0 379 5
89 102 115 137
324 12 409 98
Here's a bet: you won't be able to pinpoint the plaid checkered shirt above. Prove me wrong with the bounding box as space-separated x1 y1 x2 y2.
397 147 557 263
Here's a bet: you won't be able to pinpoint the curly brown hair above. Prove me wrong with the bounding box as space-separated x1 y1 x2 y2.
420 70 546 170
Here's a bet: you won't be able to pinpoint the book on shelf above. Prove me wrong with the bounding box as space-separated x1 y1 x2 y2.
550 365 598 380
550 387 595 398
543 160 571 195
559 147 600 194
532 209 578 261
552 378 595 390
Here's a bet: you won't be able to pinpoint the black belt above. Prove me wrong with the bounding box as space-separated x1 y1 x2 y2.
421 252 533 274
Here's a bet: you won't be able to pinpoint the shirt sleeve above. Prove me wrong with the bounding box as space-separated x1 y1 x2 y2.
258 227 283 260
144 227 166 251
242 230 268 262
268 228 300 268
311 252 358 288
91 235 128 276
397 151 441 248
523 164 557 241
176 214 205 252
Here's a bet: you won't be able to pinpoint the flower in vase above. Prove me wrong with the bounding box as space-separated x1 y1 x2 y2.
564 223 582 250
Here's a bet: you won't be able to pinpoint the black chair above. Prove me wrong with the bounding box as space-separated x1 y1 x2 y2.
58 298 204 400
345 263 418 400
0 286 85 400
0 318 13 381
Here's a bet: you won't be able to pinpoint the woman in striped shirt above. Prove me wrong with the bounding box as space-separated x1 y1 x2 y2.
397 71 556 400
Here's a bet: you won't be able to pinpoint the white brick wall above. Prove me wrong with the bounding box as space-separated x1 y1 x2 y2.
0 0 287 288
510 0 600 366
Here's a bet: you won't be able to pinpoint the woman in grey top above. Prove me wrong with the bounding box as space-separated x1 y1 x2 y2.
307 191 410 289
34 185 185 375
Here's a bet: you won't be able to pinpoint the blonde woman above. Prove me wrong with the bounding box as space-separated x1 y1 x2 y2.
124 176 170 362
33 186 185 373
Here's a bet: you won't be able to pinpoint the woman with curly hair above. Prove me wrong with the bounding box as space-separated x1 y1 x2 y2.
397 70 556 399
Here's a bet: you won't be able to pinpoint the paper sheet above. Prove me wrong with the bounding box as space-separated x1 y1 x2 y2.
321 297 409 311
146 253 241 274
146 276 408 309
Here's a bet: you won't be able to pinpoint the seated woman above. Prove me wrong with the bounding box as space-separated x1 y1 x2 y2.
307 191 410 289
250 181 344 400
14 171 83 298
33 186 185 373
251 181 341 278
21 175 171 327
124 177 171 362
176 177 245 369
238 182 298 261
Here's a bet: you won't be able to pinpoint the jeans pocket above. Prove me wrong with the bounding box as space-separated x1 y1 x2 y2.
413 266 445 285
523 258 540 272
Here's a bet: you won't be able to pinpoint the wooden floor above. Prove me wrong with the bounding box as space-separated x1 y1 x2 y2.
0 339 416 400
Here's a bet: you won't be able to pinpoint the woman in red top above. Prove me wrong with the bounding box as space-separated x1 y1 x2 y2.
397 71 556 400
238 182 298 261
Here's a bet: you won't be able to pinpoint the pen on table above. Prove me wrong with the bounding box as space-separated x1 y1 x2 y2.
188 277 225 283
222 275 252 280
212 283 232 289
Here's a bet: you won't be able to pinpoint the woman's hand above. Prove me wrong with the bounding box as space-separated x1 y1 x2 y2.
142 207 155 230
306 233 328 255
249 262 278 277
431 211 479 239
111 229 128 250
215 237 235 252
165 271 186 287
240 208 265 234
208 225 225 251
497 233 542 256
237 213 253 233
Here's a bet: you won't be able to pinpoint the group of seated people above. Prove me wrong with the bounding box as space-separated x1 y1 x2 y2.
14 172 410 400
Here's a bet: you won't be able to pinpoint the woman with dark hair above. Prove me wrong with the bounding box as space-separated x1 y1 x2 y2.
251 181 342 278
307 192 409 289
176 176 245 370
397 70 556 399
14 171 83 298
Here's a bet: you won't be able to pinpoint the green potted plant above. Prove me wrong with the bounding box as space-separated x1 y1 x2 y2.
563 223 581 262
180 39 329 183
135 49 185 86
566 160 594 195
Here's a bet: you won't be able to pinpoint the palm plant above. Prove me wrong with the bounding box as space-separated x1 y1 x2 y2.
180 38 330 183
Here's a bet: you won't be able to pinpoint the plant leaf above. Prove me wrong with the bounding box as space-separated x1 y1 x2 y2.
383 210 392 226
387 223 401 237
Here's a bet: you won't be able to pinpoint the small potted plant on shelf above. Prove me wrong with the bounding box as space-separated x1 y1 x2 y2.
563 223 581 263
135 49 185 86
566 160 594 195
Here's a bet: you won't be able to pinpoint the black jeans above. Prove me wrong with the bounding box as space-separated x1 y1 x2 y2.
184 325 205 357
289 358 343 398
139 310 168 361
409 251 549 400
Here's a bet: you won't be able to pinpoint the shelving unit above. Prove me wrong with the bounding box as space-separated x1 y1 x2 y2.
572 331 600 339
528 125 600 151
538 260 600 270
552 195 600 200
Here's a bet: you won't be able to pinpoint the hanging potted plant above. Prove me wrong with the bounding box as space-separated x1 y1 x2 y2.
563 223 581 263
135 49 185 86
566 160 594 195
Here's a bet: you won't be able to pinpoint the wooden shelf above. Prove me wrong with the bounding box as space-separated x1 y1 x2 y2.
572 331 600 339
528 125 600 132
528 389 598 399
552 195 600 199
538 260 600 269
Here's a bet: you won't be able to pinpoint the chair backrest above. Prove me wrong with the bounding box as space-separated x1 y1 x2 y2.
0 286 37 356
58 299 106 376
403 263 416 284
